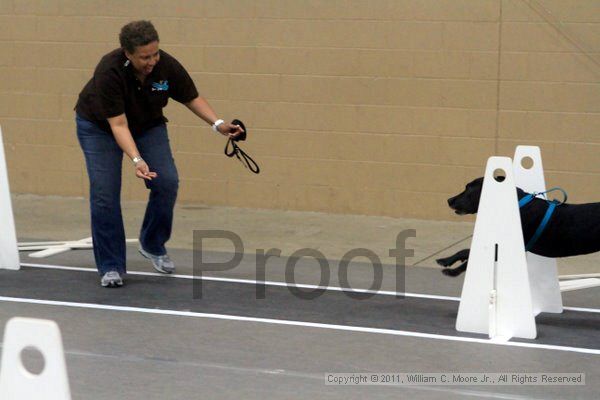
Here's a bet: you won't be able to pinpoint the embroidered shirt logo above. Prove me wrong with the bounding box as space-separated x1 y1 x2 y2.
151 80 169 91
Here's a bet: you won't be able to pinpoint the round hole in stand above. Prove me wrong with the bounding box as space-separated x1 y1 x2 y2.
20 346 45 376
493 168 506 182
521 156 534 170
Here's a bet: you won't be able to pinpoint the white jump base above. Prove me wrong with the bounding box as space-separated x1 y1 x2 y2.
457 146 599 341
18 237 139 258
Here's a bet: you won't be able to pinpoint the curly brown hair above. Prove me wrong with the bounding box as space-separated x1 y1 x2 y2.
119 20 159 53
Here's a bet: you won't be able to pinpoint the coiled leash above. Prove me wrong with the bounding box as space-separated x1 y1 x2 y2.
224 119 260 174
518 187 568 251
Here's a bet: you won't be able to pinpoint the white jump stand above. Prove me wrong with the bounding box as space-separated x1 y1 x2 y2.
0 126 20 270
513 146 563 315
0 317 71 400
457 148 600 341
514 146 600 293
456 157 537 340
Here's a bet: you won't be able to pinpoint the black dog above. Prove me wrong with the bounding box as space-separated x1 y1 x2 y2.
437 177 600 277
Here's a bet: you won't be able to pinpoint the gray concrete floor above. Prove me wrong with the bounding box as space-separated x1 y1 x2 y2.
1 194 599 400
1 301 598 400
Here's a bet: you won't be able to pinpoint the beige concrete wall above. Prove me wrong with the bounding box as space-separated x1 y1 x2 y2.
1 0 598 220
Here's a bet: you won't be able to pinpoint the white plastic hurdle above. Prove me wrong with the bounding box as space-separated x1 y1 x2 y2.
0 126 20 270
0 318 71 399
457 148 600 341
456 157 537 340
513 146 563 315
514 146 600 294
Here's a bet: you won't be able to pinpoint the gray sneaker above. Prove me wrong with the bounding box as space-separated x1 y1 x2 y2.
139 247 175 274
101 271 123 287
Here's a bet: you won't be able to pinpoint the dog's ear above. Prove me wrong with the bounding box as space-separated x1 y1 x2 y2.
465 177 484 190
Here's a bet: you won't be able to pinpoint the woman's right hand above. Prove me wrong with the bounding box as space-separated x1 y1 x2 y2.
134 159 158 180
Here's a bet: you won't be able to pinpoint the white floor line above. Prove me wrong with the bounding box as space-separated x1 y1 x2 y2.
19 263 459 301
0 295 598 356
19 262 600 314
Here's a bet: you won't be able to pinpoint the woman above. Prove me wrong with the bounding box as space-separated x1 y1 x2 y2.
75 20 243 287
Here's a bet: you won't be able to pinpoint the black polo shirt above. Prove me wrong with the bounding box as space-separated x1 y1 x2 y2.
75 48 199 135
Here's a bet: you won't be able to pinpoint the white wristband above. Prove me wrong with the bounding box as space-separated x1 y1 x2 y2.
132 156 143 165
212 119 224 132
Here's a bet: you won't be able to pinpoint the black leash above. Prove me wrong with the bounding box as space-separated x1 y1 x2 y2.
224 119 260 174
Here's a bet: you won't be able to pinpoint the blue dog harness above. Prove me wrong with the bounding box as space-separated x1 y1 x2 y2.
518 187 568 251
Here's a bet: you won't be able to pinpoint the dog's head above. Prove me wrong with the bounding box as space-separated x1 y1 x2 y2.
447 177 484 215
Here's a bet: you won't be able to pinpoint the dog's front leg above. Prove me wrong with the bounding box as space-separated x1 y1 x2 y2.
436 248 470 267
441 261 467 277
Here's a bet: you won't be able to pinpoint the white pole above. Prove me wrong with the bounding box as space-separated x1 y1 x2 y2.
0 126 20 270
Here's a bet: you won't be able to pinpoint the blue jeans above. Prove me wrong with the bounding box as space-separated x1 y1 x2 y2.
76 115 179 275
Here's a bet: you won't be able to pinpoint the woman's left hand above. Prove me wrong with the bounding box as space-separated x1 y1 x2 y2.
217 122 244 140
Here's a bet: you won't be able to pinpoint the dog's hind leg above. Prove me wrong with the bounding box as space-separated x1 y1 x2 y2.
442 261 467 277
436 248 470 267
